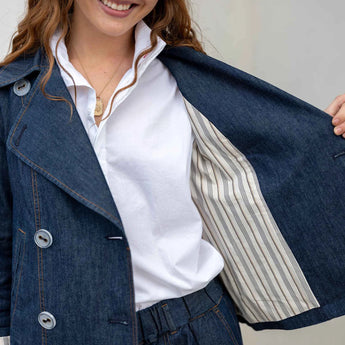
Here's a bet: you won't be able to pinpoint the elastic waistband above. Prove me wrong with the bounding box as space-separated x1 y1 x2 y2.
136 274 224 344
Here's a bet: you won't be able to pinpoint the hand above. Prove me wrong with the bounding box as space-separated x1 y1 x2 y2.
324 93 345 137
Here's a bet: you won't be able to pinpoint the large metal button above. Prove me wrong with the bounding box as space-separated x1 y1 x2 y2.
34 229 53 248
13 78 31 96
38 311 56 329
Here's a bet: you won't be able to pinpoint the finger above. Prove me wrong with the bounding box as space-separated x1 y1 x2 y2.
332 103 345 126
324 94 345 117
333 123 345 135
333 114 345 135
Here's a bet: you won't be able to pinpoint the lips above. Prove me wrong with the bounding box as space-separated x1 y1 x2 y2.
105 0 136 4
100 0 138 9
100 0 137 7
98 0 138 17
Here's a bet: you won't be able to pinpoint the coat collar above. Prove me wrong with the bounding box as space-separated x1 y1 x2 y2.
1 44 203 235
0 46 46 87
0 42 199 89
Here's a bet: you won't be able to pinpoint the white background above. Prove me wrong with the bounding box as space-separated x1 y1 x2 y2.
1 1 344 344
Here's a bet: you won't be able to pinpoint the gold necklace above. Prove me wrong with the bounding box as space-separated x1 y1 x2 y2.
72 48 126 117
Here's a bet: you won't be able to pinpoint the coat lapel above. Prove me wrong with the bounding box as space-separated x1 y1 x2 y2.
4 47 125 233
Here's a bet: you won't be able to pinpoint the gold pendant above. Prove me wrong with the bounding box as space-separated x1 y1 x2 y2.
94 96 103 117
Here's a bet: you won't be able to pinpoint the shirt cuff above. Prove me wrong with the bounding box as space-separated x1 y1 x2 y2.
0 336 10 345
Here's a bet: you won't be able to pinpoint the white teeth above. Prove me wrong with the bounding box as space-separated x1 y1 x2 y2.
101 0 131 10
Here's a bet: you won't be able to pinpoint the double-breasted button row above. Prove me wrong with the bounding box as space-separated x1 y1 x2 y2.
13 78 31 96
35 229 55 329
34 228 53 248
34 228 123 330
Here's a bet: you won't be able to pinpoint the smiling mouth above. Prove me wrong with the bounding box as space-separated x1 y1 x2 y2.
99 0 138 11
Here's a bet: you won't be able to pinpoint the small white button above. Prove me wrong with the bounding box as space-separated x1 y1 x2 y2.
34 229 53 248
38 311 56 329
13 78 31 96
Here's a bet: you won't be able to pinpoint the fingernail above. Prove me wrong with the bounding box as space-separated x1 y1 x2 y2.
333 118 340 125
335 127 342 134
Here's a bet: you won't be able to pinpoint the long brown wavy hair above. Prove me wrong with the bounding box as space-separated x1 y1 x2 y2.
0 0 206 122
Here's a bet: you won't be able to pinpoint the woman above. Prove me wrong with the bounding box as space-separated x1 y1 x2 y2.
1 1 345 345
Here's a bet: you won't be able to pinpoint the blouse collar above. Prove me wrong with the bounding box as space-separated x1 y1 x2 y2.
49 19 167 89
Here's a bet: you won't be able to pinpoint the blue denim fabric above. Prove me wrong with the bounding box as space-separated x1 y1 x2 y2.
0 43 345 345
136 274 243 345
157 46 345 330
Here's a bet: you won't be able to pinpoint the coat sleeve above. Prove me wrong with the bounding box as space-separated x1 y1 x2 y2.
0 99 12 337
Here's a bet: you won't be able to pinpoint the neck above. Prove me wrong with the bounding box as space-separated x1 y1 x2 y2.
66 14 135 67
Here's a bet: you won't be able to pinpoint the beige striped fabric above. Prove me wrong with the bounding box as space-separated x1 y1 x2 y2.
183 97 320 323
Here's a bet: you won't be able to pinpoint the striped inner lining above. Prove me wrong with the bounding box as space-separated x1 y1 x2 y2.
183 97 320 323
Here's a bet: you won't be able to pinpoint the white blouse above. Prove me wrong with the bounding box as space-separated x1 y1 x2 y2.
49 19 224 311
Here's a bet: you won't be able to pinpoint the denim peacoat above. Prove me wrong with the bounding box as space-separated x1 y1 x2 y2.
1 44 345 345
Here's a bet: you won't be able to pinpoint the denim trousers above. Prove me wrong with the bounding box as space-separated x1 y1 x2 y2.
136 274 243 345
